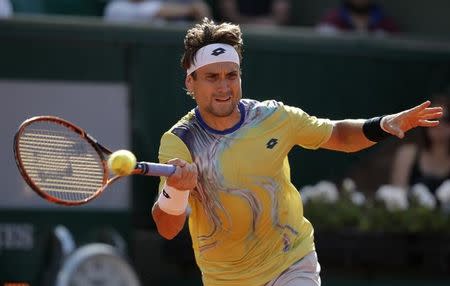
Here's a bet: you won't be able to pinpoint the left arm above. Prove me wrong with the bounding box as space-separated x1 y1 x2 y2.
321 101 443 153
320 119 374 153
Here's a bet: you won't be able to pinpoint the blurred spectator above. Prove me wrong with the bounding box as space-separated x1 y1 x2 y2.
317 0 399 36
0 0 12 18
104 0 211 24
391 94 450 197
218 0 291 26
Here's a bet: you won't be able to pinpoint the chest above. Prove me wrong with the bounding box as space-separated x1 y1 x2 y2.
192 123 293 184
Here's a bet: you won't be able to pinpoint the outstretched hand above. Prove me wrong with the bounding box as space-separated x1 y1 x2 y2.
381 100 443 138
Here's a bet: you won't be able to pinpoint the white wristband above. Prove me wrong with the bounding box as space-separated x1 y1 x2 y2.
157 183 190 215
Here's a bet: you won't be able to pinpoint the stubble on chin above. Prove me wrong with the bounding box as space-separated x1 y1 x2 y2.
210 102 238 117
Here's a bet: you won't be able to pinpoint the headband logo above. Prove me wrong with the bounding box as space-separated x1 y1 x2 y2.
211 47 226 56
187 44 238 75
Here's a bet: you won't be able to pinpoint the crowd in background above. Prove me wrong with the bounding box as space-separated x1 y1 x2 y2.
102 0 400 36
1 0 402 36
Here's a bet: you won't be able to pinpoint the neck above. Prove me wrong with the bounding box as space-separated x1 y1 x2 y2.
201 107 241 131
196 103 244 134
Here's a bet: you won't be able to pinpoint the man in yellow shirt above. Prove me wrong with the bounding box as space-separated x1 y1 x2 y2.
152 18 443 286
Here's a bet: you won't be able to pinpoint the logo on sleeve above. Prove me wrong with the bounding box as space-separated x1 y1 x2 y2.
211 47 226 56
162 190 171 199
266 138 278 149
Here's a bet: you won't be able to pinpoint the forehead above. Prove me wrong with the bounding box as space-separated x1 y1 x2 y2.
196 62 239 74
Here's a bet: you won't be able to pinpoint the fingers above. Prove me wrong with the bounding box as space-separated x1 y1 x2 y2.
409 100 431 113
400 101 427 117
382 100 444 140
418 111 443 121
417 119 440 127
406 101 443 117
166 158 198 190
181 163 198 182
423 107 444 114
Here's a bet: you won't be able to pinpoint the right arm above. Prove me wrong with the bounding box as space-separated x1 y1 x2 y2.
152 204 187 240
152 158 197 240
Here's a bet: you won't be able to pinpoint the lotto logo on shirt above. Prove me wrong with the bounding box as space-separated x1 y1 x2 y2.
266 138 278 149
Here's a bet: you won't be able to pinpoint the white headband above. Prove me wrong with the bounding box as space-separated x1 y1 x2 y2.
187 43 240 75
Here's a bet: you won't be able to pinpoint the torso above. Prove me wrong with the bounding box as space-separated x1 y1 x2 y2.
160 99 333 285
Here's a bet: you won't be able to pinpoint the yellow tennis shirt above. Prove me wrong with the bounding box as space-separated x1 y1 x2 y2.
158 99 333 286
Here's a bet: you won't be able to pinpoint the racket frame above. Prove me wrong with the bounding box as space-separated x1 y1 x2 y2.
14 116 113 206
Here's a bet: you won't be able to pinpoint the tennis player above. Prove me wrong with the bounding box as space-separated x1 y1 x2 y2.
152 18 443 286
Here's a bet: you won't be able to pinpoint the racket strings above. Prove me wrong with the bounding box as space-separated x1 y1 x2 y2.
18 122 105 202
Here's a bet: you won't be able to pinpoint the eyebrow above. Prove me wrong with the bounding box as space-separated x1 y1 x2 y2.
204 70 239 76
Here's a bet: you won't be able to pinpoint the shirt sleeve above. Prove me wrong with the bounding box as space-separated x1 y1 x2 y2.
157 131 193 192
284 105 333 150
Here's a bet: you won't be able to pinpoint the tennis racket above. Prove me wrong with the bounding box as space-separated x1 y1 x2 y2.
13 116 175 206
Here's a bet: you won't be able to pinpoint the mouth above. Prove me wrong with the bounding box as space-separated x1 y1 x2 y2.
214 96 231 102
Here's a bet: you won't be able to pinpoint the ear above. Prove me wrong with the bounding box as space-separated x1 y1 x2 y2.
185 75 194 93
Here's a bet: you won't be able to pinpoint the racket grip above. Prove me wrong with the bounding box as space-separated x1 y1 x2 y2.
136 162 176 177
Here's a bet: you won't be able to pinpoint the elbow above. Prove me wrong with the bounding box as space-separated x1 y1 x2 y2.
343 145 366 153
153 216 180 240
151 206 184 240
156 227 178 240
332 143 365 153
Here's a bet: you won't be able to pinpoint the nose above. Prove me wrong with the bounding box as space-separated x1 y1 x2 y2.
217 78 230 93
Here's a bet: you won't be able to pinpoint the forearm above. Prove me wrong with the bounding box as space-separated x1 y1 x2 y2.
152 203 187 240
151 160 195 239
321 119 377 153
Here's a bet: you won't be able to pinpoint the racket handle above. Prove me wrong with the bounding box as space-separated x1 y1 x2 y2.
136 162 176 177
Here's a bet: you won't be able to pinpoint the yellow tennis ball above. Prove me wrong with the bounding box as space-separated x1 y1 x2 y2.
107 150 137 176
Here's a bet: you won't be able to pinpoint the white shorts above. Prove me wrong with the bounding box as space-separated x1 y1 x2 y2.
264 251 321 286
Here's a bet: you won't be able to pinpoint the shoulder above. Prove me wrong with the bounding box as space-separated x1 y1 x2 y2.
242 99 288 122
247 100 316 121
160 112 196 162
168 110 196 140
165 109 210 150
242 98 285 112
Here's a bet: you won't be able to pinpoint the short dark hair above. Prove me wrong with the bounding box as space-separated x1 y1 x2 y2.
181 18 243 74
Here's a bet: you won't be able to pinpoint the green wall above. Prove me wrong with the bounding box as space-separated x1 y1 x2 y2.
0 16 450 284
1 16 450 227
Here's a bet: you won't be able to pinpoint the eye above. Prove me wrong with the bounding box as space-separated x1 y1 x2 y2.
227 73 238 80
206 75 217 81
